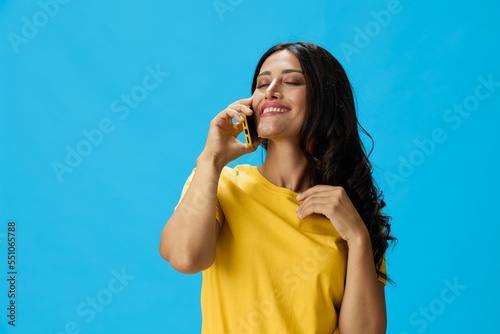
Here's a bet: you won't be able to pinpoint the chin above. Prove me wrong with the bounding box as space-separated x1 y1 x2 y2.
257 124 285 137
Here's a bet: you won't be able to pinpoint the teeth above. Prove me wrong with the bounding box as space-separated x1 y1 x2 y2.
263 107 289 114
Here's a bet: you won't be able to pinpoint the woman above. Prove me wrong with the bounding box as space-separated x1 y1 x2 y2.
160 42 393 333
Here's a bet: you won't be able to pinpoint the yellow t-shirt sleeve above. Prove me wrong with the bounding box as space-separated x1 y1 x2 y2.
175 168 225 225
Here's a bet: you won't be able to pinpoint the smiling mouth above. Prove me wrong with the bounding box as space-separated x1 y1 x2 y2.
262 107 290 115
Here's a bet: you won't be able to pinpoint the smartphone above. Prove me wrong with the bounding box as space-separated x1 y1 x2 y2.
241 107 258 147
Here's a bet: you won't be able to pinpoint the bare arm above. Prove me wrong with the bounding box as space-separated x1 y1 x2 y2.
159 158 223 274
159 98 261 274
296 186 386 333
338 235 386 334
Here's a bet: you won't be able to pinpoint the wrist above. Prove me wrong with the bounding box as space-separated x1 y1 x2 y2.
197 151 225 173
346 228 371 250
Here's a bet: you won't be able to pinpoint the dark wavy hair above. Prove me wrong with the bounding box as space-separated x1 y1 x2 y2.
251 42 394 283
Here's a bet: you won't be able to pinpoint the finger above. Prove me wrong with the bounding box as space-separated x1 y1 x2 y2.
241 137 263 153
242 104 254 116
233 97 253 107
296 185 327 200
297 185 340 200
229 103 253 117
223 108 245 123
301 190 339 201
226 135 263 160
301 190 345 211
297 197 332 219
231 97 253 113
249 137 264 148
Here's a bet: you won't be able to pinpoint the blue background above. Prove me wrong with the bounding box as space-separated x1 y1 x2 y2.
1 0 498 333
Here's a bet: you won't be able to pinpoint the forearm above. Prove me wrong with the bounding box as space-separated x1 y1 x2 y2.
338 233 386 334
160 99 259 273
159 154 223 274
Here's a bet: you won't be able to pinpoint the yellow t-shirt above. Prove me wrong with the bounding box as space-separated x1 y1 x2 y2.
181 165 386 334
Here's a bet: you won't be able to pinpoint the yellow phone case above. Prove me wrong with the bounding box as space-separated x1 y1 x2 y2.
241 113 254 147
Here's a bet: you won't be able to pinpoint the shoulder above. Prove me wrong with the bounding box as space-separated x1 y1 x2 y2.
218 164 260 192
220 164 255 180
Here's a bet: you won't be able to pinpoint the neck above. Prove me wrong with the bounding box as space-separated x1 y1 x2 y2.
258 140 311 193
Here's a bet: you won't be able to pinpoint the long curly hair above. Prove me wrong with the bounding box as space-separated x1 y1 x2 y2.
251 42 394 283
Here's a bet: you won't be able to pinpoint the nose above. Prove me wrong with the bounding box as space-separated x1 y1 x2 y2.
264 81 282 100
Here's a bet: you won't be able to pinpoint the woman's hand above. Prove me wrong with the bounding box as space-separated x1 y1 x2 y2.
296 185 369 244
199 97 262 170
297 185 387 334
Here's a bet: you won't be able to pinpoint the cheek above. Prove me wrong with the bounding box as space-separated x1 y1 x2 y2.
298 90 307 109
251 93 265 114
252 89 264 98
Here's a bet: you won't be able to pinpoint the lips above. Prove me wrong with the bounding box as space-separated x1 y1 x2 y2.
260 102 290 116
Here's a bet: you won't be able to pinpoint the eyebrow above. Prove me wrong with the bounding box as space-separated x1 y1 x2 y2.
257 69 303 77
